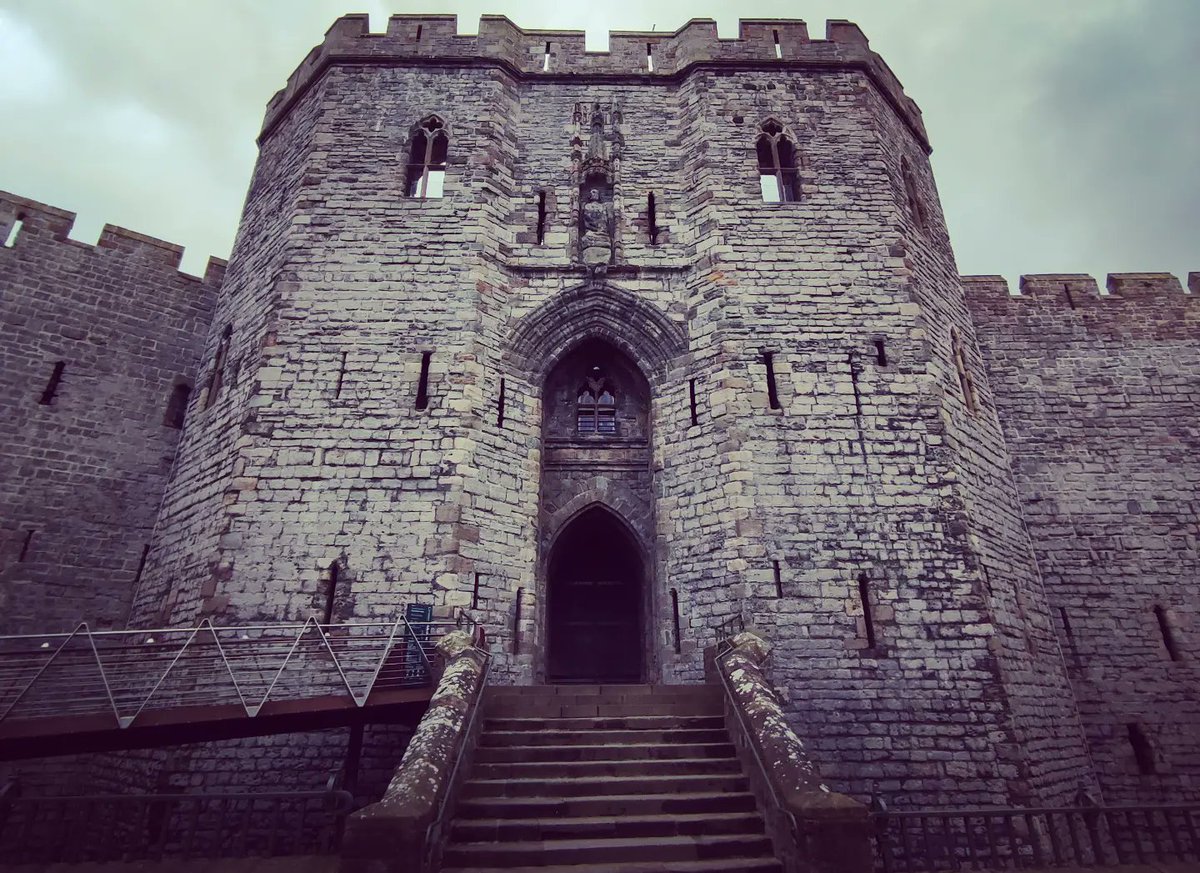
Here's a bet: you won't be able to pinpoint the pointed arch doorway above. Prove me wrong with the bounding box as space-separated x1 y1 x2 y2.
547 506 644 684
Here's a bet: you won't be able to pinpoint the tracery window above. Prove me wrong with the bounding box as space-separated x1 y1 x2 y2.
756 119 800 202
577 377 617 435
405 116 449 199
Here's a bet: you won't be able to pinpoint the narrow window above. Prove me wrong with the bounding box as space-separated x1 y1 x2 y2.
496 378 506 428
950 329 977 413
205 326 232 410
471 572 481 610
18 530 35 562
773 560 783 598
132 544 150 588
39 361 65 405
670 588 682 654
415 351 432 410
577 374 617 435
335 351 348 398
1127 723 1157 774
163 382 191 429
1060 607 1076 651
513 587 524 654
1154 606 1180 661
536 191 547 244
4 215 23 248
874 339 888 367
543 41 551 72
756 119 800 202
647 192 659 245
323 563 338 624
858 573 877 649
646 43 654 72
415 24 422 41
901 159 927 228
405 116 449 199
763 351 781 410
773 29 783 59
688 378 698 426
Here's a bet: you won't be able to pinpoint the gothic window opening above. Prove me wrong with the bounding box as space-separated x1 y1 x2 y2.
646 43 654 72
688 378 699 426
543 42 551 72
773 29 783 59
874 338 888 367
496 377 506 427
756 119 800 202
577 373 617 435
405 116 449 199
647 192 659 245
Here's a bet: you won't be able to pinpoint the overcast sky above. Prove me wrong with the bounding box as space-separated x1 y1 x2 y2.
1 0 1196 285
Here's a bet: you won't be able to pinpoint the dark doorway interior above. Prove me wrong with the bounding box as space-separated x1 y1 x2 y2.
548 506 643 683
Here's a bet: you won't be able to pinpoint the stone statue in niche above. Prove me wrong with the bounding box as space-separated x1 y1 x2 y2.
580 187 614 271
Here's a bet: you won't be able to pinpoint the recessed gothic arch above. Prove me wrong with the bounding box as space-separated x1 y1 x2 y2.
505 282 688 380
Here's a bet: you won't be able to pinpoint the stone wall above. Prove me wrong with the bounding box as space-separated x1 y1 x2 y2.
0 192 220 634
965 273 1200 803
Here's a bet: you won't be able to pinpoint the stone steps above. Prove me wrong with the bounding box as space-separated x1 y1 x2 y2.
442 833 776 868
475 741 736 763
439 684 781 872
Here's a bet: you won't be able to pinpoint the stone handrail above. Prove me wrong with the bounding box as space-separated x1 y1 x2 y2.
339 630 488 873
715 630 873 873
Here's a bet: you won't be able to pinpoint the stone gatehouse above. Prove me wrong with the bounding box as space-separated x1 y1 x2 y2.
1 13 1196 813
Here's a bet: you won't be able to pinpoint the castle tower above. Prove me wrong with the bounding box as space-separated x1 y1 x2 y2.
131 15 1096 807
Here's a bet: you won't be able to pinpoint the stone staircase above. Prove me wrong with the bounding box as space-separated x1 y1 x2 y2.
439 684 783 873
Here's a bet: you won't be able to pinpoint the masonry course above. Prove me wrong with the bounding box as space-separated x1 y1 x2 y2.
0 13 1195 820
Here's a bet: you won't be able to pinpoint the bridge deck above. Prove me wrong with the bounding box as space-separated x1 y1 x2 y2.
0 615 469 760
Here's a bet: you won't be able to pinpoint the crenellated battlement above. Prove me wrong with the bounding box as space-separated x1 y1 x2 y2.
0 190 226 285
962 272 1198 342
260 14 926 148
963 272 1195 307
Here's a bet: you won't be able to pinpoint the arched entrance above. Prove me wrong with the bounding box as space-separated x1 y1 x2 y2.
547 506 644 683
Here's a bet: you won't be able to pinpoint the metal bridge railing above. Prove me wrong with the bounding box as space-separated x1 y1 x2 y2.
0 611 478 730
871 797 1200 871
0 783 354 863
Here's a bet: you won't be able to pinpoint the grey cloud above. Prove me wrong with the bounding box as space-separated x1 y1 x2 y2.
0 0 1194 284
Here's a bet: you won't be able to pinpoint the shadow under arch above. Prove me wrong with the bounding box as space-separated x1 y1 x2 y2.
505 281 688 381
546 502 645 683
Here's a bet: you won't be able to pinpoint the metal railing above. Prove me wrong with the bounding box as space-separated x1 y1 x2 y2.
0 611 478 731
0 784 354 863
872 797 1200 871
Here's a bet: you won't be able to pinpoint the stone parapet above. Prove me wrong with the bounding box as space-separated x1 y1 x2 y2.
715 630 872 873
340 631 488 873
260 15 927 150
